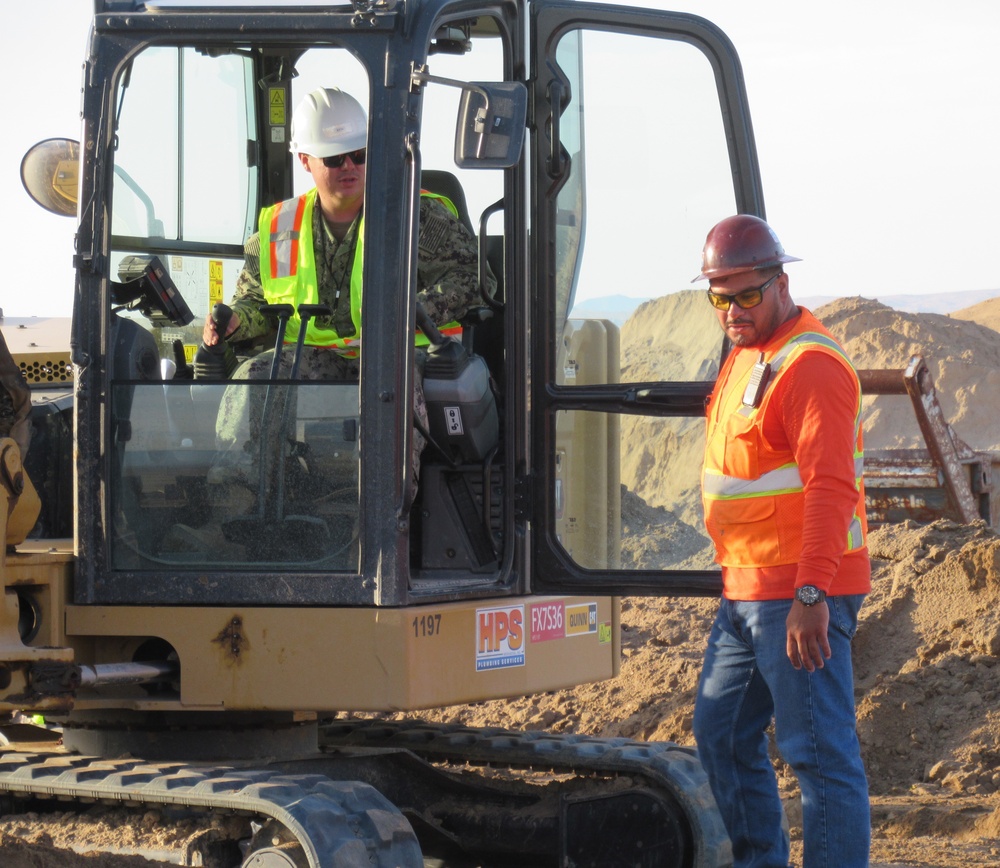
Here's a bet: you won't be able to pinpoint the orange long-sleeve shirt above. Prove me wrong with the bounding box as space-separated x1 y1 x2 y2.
707 310 871 601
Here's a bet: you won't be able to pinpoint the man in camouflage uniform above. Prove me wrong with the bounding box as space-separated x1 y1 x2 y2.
202 87 491 495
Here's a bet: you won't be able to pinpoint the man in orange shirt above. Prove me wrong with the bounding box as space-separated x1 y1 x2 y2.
691 215 870 868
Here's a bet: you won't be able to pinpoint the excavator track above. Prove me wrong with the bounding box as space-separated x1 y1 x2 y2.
319 718 732 868
0 749 422 867
0 721 730 867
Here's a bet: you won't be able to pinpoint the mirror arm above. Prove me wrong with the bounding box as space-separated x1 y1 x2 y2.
411 66 490 148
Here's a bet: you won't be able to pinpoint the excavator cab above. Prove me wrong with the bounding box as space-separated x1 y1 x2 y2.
6 1 766 864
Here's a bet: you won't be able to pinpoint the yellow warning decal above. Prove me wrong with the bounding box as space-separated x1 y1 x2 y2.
209 260 224 306
269 88 286 126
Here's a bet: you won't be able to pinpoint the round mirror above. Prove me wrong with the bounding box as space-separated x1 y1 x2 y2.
20 138 80 218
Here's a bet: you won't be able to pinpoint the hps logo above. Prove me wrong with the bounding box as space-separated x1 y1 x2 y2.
475 605 525 671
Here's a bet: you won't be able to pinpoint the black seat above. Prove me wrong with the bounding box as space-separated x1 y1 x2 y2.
421 169 476 236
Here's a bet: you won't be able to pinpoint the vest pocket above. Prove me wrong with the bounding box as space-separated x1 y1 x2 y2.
706 495 778 565
721 412 760 480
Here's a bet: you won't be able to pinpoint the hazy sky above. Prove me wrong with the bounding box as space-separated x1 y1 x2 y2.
4 0 999 317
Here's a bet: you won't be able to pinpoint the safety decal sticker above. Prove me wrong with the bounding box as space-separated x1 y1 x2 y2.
476 604 525 671
269 88 286 126
565 602 598 637
444 407 464 436
209 260 224 307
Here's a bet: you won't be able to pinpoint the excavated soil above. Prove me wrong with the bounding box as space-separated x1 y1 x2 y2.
3 293 1000 866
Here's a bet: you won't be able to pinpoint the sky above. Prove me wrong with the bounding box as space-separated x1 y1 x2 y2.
4 0 999 317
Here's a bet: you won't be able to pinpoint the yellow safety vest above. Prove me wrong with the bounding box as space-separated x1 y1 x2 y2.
259 188 464 354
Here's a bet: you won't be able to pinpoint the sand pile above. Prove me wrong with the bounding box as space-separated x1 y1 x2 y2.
819 295 1000 453
952 296 1000 336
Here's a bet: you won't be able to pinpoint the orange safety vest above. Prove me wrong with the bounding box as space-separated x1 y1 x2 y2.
259 188 463 354
702 310 867 568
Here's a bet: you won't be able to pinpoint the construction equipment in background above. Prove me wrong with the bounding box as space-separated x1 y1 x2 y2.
859 355 995 529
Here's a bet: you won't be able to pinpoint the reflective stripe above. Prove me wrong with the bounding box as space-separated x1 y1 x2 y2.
735 332 857 420
705 455 865 500
847 515 864 549
703 463 803 499
269 197 307 280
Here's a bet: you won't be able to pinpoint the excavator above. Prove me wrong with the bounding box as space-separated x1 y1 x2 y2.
2 1 767 864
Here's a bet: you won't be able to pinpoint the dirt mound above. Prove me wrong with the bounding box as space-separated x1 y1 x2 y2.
815 295 1000 452
952 295 1000 337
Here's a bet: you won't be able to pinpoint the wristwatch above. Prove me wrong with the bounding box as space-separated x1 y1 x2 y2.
794 585 826 606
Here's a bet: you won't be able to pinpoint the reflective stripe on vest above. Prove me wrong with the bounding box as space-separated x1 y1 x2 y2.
259 188 464 354
703 322 867 561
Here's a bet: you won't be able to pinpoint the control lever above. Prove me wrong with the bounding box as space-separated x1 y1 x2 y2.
193 303 238 379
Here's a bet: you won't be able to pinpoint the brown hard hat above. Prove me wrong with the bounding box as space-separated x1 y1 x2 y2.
692 214 801 282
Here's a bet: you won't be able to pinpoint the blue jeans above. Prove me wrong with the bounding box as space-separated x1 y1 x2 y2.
693 596 869 868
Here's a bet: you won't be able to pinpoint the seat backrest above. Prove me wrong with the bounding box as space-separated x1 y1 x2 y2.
421 169 476 236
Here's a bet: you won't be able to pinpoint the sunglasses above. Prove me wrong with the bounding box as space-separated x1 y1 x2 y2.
706 273 780 311
321 148 367 169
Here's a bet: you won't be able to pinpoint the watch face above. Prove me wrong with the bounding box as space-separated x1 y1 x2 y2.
797 586 821 605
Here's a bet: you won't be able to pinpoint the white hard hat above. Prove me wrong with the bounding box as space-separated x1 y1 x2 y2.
289 87 368 158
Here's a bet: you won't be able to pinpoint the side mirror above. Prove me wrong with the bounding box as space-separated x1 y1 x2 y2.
455 82 527 169
21 138 80 218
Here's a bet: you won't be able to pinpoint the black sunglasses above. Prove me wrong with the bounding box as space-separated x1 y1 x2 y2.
321 148 367 169
706 273 780 311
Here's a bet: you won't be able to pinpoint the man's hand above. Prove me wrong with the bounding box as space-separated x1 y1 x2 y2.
786 600 831 672
202 310 240 346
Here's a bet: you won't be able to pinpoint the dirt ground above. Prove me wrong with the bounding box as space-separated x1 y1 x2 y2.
3 296 1000 866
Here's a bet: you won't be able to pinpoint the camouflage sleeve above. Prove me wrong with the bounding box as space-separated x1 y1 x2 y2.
416 197 496 326
227 233 274 342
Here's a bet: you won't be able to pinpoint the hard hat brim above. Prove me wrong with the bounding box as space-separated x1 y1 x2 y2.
292 132 368 159
691 254 802 283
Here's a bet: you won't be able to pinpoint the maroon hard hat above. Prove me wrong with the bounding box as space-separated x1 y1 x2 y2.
692 214 801 282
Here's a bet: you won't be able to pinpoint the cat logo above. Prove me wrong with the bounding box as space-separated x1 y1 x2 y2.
565 602 598 637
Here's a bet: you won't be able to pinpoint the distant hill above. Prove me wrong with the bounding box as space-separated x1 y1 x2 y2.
573 288 1000 324
570 294 650 326
798 288 999 315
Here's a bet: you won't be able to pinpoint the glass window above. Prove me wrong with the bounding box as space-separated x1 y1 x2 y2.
553 30 736 386
110 380 360 572
111 46 257 245
544 27 740 576
555 410 714 572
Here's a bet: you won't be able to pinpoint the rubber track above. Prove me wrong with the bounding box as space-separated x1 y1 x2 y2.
321 719 733 868
0 750 422 867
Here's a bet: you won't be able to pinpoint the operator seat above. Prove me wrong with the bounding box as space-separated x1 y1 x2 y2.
421 169 476 236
